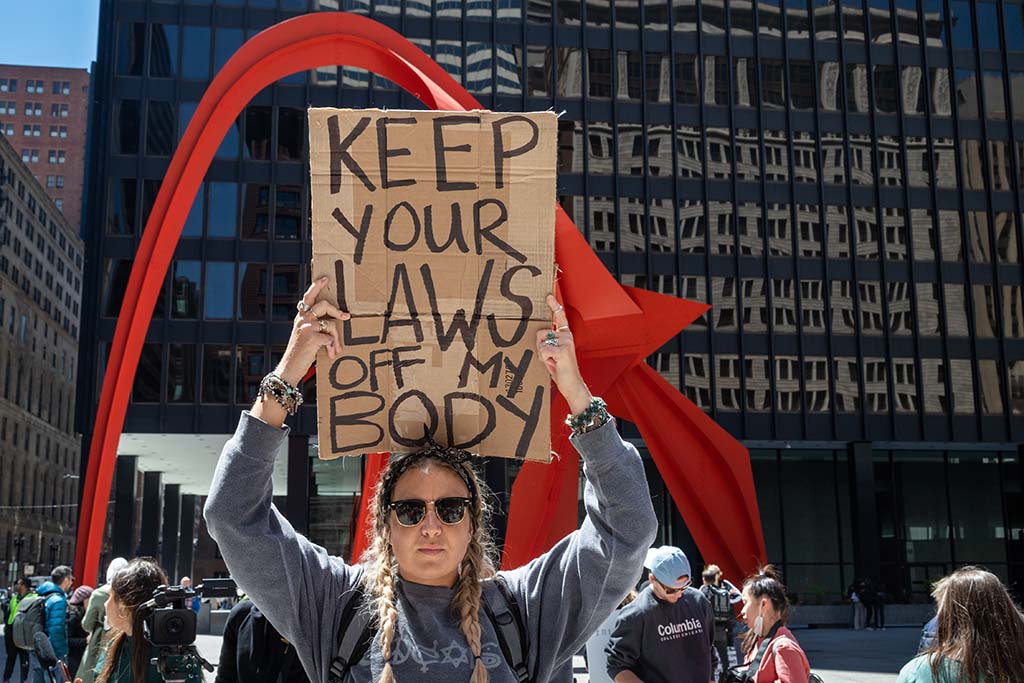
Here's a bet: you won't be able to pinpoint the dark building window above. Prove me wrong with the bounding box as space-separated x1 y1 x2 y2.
106 179 137 235
245 106 272 160
182 26 212 80
115 100 140 154
167 344 196 402
204 262 234 320
235 345 267 403
276 108 304 161
207 182 238 238
117 22 145 76
150 23 178 78
146 101 175 156
202 345 232 403
133 343 162 403
171 261 201 319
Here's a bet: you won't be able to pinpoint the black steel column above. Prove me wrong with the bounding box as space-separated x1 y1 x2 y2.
138 471 162 557
286 434 310 535
112 456 138 559
176 494 197 582
847 441 880 582
160 484 181 581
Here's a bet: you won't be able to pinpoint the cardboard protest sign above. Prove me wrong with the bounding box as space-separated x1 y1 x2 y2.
309 109 556 462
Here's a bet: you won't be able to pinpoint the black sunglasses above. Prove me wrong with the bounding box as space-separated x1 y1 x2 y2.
656 577 691 595
388 497 473 527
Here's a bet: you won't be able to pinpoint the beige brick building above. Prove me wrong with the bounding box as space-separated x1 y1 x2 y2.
0 132 83 581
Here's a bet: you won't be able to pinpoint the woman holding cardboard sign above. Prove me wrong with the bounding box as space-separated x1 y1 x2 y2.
204 276 657 683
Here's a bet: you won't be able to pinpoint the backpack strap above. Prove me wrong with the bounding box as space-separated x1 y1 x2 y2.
480 576 531 683
328 586 375 683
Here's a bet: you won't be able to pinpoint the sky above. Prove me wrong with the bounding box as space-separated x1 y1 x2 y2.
0 1 102 70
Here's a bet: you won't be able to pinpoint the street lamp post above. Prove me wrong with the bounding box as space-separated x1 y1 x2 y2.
12 534 24 582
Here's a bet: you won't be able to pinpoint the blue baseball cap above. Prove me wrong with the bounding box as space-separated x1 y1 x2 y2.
644 545 692 589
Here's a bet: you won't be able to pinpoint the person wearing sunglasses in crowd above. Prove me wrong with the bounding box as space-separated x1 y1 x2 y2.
605 546 718 683
203 278 658 683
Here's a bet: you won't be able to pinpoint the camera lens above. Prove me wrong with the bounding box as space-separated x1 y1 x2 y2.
166 616 184 636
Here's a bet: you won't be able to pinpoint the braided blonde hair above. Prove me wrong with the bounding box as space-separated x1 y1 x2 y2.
360 455 497 683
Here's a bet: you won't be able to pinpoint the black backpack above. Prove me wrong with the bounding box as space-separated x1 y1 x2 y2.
328 576 529 683
703 584 733 623
11 595 47 650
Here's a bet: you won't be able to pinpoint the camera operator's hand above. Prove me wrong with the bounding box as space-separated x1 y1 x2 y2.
251 276 349 429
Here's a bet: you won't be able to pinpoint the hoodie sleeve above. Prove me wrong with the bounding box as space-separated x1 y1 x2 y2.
203 412 356 679
499 418 658 682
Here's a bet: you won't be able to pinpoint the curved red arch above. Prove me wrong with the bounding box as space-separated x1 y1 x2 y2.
75 12 765 583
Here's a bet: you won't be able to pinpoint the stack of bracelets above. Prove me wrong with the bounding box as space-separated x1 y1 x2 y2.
566 396 610 435
258 373 304 415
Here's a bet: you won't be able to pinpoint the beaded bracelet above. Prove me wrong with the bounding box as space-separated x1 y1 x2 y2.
566 396 609 435
258 372 304 415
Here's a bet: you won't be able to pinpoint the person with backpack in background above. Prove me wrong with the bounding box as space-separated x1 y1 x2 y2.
75 558 127 683
203 283 658 683
215 597 311 683
66 586 94 678
897 566 1024 683
3 578 35 683
701 565 741 679
13 565 73 683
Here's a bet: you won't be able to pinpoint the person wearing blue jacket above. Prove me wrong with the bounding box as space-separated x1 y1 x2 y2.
32 565 74 682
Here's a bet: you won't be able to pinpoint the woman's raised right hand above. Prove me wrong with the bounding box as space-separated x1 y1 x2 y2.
274 276 350 385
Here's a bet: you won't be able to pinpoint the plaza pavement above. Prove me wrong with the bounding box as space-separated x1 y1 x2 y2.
1 626 918 682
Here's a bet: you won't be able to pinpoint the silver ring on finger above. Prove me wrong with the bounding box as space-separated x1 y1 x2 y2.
543 338 560 347
554 305 564 313
296 301 313 314
318 319 330 334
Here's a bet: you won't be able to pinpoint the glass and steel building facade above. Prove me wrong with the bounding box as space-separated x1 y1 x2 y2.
79 0 1024 603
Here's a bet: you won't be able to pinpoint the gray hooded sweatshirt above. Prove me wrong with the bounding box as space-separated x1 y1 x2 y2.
204 412 657 683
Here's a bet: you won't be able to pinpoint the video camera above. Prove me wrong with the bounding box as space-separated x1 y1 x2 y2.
136 577 238 683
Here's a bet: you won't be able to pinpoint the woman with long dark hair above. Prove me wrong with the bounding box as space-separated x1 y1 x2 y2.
737 565 810 683
204 279 658 682
897 567 1024 683
82 558 201 683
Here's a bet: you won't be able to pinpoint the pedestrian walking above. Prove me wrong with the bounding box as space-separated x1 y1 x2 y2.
75 558 127 683
31 565 73 683
214 597 310 683
66 586 94 677
203 282 658 683
847 581 866 631
3 578 34 683
736 566 810 683
701 565 741 679
604 545 718 683
897 566 1024 683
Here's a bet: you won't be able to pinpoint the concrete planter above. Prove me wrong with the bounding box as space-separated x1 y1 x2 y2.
787 604 934 628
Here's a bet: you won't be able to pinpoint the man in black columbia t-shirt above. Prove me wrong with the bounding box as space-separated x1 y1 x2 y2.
605 546 717 683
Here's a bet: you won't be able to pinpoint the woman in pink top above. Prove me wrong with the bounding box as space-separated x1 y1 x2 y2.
738 566 811 683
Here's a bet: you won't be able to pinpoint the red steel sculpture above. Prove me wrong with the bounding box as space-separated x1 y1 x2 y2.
75 12 766 586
